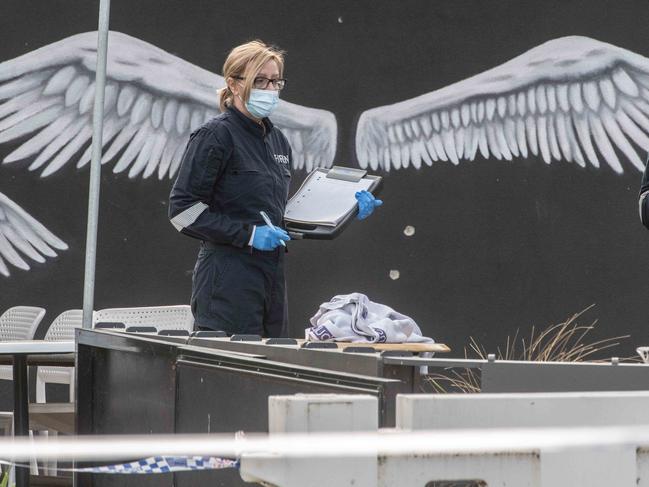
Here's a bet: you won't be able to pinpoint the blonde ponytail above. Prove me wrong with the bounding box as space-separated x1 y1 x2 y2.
218 86 234 112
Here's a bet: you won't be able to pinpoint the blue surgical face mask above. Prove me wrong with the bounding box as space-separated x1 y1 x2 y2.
244 89 279 119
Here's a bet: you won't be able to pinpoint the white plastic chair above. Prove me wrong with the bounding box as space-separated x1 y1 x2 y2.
94 305 194 332
0 414 38 480
34 309 89 477
0 306 46 477
0 306 46 380
35 309 85 404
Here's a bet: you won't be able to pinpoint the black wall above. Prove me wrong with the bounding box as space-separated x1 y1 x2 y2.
1 0 648 357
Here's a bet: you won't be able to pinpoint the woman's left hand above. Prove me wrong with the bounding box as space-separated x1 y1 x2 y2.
355 190 383 220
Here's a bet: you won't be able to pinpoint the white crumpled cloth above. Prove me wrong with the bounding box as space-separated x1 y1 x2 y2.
306 293 433 343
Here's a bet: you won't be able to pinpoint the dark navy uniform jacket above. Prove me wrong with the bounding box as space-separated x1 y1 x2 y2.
169 106 292 245
640 160 649 230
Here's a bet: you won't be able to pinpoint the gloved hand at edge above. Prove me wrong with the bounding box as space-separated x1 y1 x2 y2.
355 190 383 220
252 225 291 251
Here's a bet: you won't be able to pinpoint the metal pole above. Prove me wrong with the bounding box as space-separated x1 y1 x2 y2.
82 0 111 329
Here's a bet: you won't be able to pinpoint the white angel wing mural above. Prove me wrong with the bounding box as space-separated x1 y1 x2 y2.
356 36 649 173
0 31 337 178
0 192 67 277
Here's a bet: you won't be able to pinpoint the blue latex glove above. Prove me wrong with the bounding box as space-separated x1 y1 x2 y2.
252 225 291 251
355 190 383 220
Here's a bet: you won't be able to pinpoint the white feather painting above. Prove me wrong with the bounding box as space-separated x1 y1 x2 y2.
2 33 648 277
0 192 67 277
0 31 338 178
356 36 649 173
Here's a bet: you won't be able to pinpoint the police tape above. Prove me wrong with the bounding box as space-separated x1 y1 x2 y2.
5 427 649 463
0 455 238 474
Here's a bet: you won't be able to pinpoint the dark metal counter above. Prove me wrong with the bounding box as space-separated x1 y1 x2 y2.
74 329 429 487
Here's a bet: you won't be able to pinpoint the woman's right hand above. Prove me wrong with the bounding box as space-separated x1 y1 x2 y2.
252 225 291 250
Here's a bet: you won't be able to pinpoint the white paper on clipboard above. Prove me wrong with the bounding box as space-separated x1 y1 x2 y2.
284 171 373 227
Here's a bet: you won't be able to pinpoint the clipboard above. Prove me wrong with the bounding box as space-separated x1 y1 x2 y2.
283 166 383 240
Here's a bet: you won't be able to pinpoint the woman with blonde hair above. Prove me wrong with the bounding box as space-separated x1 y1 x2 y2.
169 40 381 337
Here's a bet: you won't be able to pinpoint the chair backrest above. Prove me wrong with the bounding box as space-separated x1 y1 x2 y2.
94 305 194 332
43 309 84 341
0 306 46 341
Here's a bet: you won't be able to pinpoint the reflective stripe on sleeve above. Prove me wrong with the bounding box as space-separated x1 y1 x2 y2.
640 190 649 224
170 202 209 231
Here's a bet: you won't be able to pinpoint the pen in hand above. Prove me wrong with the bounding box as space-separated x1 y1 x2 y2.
259 211 287 247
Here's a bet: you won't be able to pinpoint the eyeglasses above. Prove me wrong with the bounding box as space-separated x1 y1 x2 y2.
233 76 287 90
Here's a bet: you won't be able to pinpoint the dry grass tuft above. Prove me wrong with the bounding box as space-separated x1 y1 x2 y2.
427 304 631 394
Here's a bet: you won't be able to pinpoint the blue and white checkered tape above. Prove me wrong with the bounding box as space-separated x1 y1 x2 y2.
78 455 238 474
0 456 238 474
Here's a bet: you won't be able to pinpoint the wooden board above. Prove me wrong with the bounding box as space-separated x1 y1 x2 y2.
191 336 451 353
299 340 450 353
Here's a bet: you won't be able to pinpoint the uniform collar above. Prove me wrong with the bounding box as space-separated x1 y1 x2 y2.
228 106 274 137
